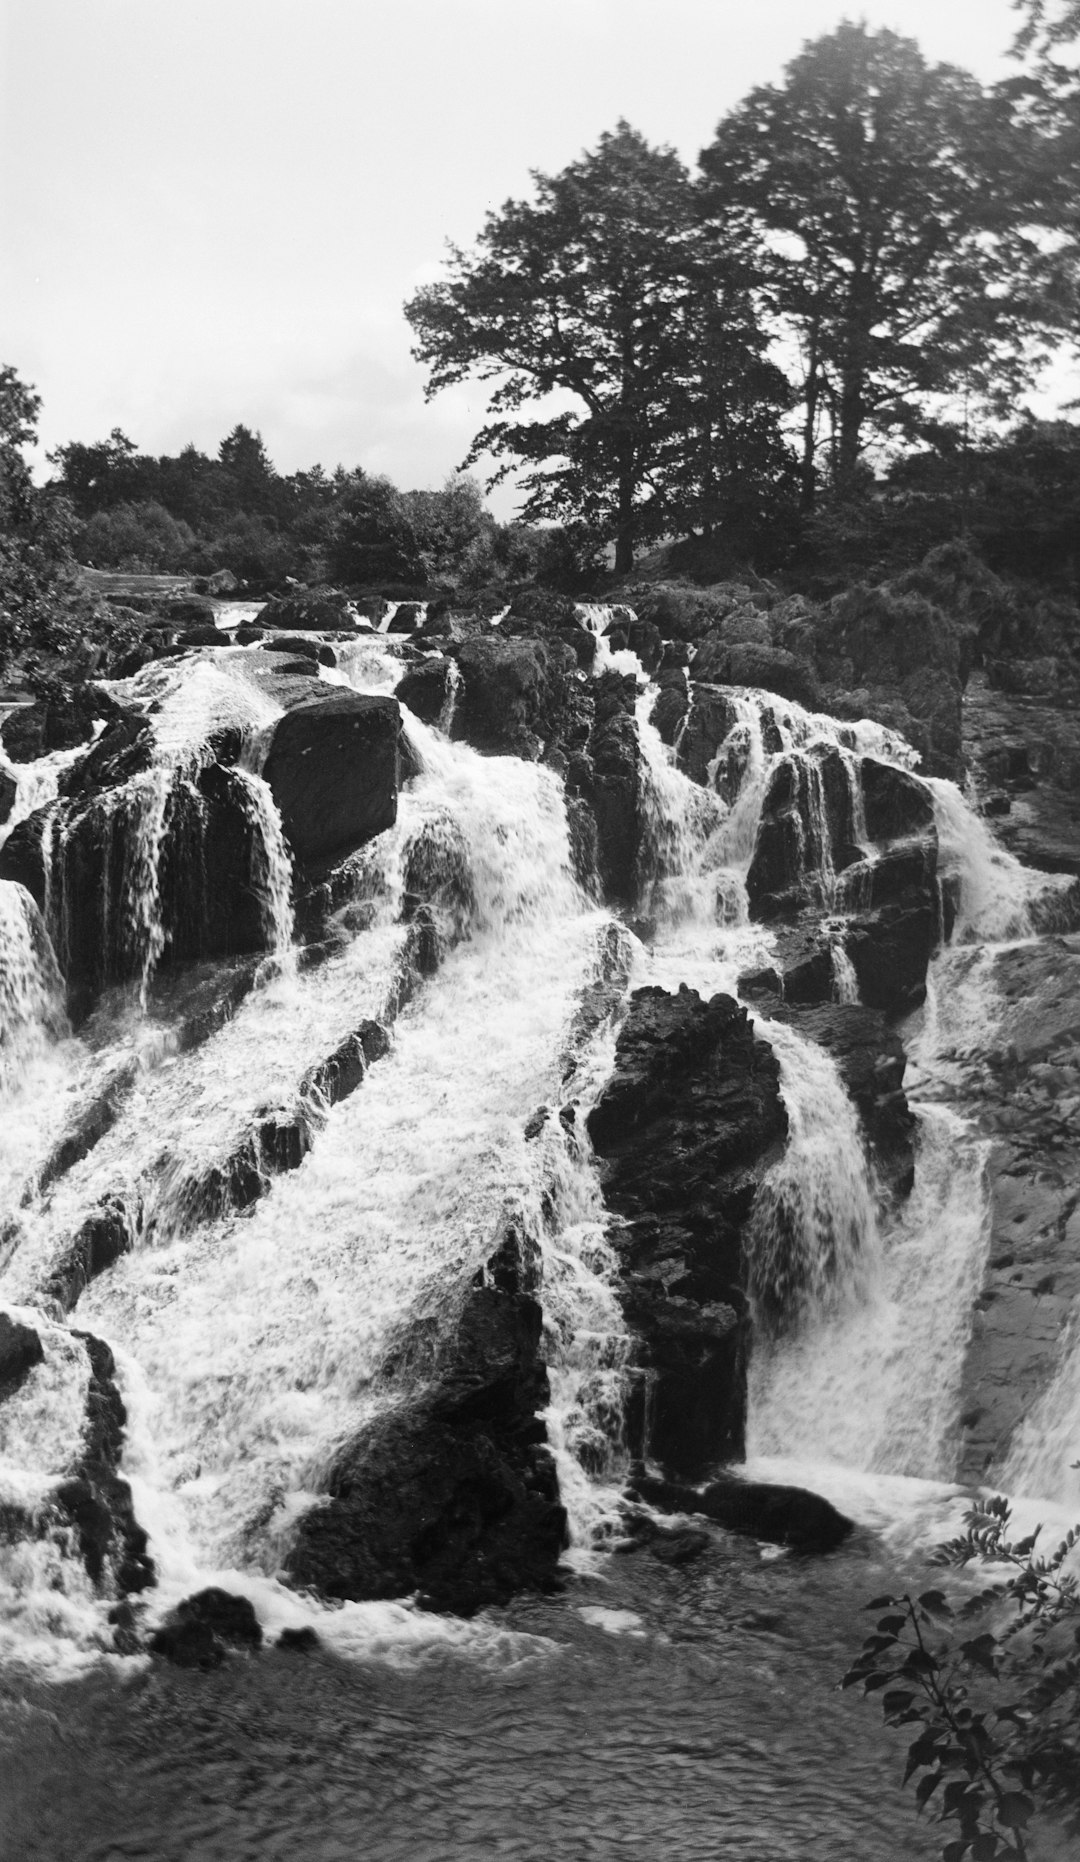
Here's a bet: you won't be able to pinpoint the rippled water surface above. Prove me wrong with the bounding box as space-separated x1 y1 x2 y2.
1 1532 950 1862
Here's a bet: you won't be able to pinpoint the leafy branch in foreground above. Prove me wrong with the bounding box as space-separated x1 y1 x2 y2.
843 1496 1080 1859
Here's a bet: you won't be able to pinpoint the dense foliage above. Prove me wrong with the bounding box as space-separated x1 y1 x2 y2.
845 1497 1080 1858
407 23 1077 563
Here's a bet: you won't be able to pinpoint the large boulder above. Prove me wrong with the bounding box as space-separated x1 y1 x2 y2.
632 1471 853 1553
257 593 353 632
450 635 577 761
0 1313 44 1400
955 939 1080 1484
285 1234 566 1613
263 690 399 866
587 986 788 1477
692 638 819 709
394 658 455 726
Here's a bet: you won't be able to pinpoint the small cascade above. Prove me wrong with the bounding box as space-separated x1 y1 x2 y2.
635 690 728 926
1004 1329 1080 1511
436 655 462 736
534 1020 634 1562
33 655 299 1000
926 775 1075 941
746 1019 881 1332
748 1104 992 1480
830 938 860 1003
0 881 68 1091
231 767 296 955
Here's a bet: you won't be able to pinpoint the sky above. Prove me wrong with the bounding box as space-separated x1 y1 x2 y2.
0 0 1058 515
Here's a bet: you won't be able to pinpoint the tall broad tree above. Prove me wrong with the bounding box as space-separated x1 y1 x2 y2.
405 122 791 572
700 22 1069 506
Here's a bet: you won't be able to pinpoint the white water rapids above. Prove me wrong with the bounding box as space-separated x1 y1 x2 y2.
1 618 1078 1681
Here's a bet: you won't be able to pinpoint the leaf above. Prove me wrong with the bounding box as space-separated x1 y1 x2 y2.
970 1835 999 1860
942 1843 970 1862
865 1594 900 1610
960 1634 1000 1675
919 1589 954 1618
882 1689 917 1718
916 1769 943 1808
875 1614 909 1637
995 1792 1033 1831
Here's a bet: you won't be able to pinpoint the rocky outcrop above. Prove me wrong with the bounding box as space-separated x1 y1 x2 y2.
52 1331 155 1600
263 691 400 867
394 658 455 726
568 671 642 903
964 671 1080 883
449 634 579 761
150 1587 262 1668
285 1232 566 1613
955 938 1080 1484
0 1313 44 1398
587 987 788 1478
631 1470 854 1553
257 593 353 632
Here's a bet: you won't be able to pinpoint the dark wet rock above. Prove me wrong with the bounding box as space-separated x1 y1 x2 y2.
25 764 276 1011
632 1471 854 1553
264 634 322 660
1 683 127 760
0 1314 44 1400
747 750 940 932
692 639 819 709
286 1233 566 1614
150 1588 262 1667
57 710 153 800
302 1020 390 1107
565 671 642 904
163 595 218 630
587 986 788 1478
52 1331 154 1595
956 939 1080 1483
677 685 742 789
0 763 15 825
277 1625 320 1652
499 588 596 669
387 601 423 633
648 1526 712 1565
860 758 935 843
176 624 223 648
258 593 353 632
842 903 938 1020
394 657 454 726
42 1196 135 1314
601 608 663 674
263 690 399 867
652 667 689 748
449 635 578 762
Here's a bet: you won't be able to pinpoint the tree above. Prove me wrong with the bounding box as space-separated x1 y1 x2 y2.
0 365 80 674
405 122 791 572
700 23 1069 505
845 1494 1080 1859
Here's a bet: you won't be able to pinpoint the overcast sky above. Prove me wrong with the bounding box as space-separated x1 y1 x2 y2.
0 0 1050 513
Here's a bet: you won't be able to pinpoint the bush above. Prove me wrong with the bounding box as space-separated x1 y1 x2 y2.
845 1495 1080 1859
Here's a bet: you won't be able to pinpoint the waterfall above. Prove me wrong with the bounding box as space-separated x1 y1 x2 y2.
0 882 68 1093
746 1019 881 1332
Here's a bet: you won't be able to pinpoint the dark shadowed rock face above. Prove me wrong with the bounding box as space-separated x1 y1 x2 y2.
632 1471 853 1553
450 635 578 761
955 938 1080 1484
150 1588 262 1668
0 1314 44 1399
572 672 642 904
0 763 15 826
50 1332 154 1601
263 690 400 867
257 593 353 632
394 658 455 726
285 1236 566 1614
587 986 788 1479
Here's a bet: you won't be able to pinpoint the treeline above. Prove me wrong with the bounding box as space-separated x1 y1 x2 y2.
407 18 1080 573
47 424 581 593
